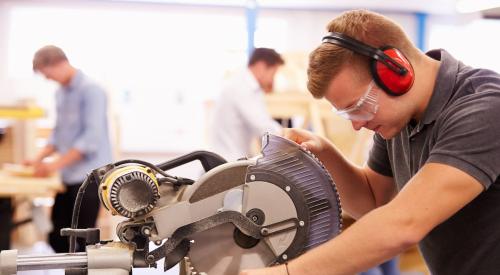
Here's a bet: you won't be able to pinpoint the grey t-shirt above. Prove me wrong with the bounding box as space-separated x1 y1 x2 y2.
368 49 500 275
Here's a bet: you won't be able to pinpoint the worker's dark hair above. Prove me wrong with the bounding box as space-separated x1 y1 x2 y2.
32 45 68 71
248 48 285 67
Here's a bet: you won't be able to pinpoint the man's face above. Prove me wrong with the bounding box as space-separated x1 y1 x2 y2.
259 64 280 93
324 67 408 139
37 64 66 84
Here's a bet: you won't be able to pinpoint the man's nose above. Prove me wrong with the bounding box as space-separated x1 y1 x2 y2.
351 120 366 131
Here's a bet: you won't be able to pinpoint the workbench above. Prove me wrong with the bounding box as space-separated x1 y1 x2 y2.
0 170 63 198
0 170 63 250
0 102 51 250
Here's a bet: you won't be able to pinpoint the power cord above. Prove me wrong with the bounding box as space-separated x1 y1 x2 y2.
69 176 91 253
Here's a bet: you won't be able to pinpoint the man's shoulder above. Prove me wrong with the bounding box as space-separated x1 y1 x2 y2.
442 67 500 114
77 74 106 95
434 88 500 138
442 93 500 125
455 80 500 109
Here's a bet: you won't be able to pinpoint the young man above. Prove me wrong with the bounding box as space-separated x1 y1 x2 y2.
210 48 285 161
26 45 113 252
241 10 500 275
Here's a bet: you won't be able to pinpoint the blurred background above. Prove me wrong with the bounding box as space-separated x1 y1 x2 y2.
2 0 500 158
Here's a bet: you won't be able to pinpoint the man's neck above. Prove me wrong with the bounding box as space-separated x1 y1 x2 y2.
61 67 77 87
412 55 441 122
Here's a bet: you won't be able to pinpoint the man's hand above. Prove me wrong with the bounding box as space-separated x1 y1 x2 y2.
30 148 82 178
22 159 39 167
282 128 328 155
23 157 45 167
33 162 57 177
23 144 56 167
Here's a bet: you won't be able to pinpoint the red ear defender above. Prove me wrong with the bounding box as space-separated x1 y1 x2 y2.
321 32 415 96
371 47 414 96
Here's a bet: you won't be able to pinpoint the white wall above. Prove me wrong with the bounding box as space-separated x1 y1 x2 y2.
256 9 419 53
427 12 500 72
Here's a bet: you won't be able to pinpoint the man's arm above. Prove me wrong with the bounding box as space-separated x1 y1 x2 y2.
241 162 484 275
25 144 56 165
319 142 396 218
48 148 83 171
33 148 83 177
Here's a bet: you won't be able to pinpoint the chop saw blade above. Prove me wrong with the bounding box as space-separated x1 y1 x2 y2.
183 134 342 274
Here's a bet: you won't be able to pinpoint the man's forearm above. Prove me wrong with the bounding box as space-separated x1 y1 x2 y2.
51 148 83 170
288 205 417 275
33 144 56 162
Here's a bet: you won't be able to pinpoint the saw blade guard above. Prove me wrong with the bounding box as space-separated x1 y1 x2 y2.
249 133 342 255
183 133 342 274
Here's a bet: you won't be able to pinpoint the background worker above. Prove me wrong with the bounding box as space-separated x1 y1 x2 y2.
210 47 285 161
242 9 500 275
25 45 113 253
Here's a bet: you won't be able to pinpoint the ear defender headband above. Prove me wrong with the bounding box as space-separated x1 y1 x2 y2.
322 32 414 96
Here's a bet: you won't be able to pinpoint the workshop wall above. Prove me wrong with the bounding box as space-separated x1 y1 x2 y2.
0 1 496 157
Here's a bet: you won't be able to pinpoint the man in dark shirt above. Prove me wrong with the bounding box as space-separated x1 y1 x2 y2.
241 10 500 275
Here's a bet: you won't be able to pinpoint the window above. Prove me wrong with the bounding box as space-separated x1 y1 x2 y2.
7 3 247 152
428 18 500 72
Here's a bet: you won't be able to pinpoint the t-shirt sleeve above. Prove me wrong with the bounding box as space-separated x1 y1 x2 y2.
367 133 393 177
427 92 500 189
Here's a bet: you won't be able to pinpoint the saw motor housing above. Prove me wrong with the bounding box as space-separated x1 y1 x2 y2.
98 164 161 218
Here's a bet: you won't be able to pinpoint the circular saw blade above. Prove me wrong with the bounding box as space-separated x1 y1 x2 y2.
183 133 342 274
187 223 277 274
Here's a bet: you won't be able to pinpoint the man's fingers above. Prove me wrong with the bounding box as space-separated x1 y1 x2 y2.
299 140 317 151
282 128 304 143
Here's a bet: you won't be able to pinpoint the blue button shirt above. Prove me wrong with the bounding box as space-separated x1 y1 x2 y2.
49 70 113 184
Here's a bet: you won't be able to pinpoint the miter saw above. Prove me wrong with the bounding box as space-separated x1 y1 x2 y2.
0 134 342 275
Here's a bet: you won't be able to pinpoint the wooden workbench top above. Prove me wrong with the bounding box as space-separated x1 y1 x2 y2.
0 170 64 198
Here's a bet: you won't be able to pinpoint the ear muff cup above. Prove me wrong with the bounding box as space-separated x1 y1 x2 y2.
370 47 414 96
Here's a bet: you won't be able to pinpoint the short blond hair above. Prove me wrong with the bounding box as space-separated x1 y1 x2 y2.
307 10 418 98
32 45 68 71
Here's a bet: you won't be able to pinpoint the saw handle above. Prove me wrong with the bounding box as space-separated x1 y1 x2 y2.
156 150 226 172
61 228 101 247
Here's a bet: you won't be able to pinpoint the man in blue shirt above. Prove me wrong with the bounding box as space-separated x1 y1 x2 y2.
25 45 113 252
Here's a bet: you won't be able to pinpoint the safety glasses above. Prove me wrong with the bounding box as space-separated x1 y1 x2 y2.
335 81 379 121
